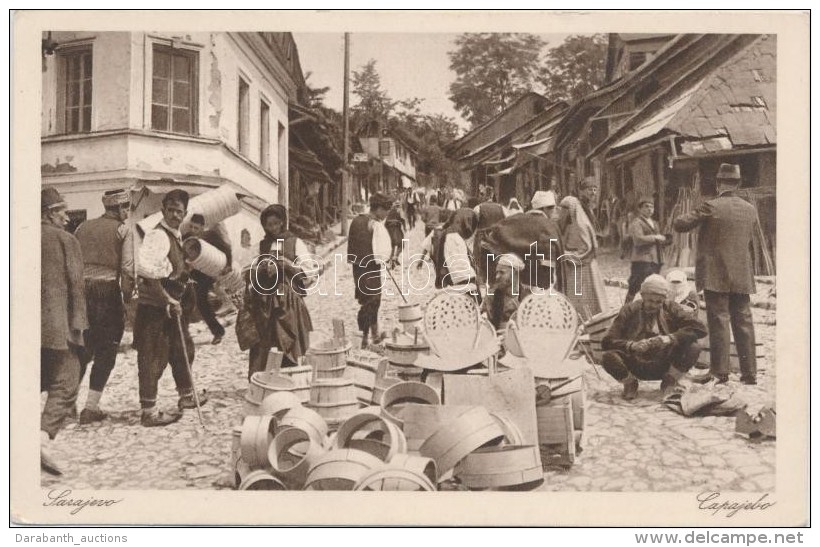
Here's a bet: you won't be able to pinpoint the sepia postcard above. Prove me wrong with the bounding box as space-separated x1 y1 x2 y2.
10 9 809 526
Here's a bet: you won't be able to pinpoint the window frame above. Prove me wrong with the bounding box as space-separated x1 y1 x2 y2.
259 96 271 172
150 44 199 135
57 45 94 134
237 75 251 156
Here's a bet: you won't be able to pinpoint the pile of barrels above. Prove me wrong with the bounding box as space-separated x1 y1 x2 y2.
232 350 546 491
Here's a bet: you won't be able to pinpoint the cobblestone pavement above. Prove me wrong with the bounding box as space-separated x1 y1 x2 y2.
42 222 776 493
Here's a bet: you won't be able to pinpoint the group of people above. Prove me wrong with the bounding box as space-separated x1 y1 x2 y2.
40 185 318 476
39 160 762 474
348 162 761 403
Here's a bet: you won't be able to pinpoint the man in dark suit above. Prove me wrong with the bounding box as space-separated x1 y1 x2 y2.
41 187 88 474
673 163 759 385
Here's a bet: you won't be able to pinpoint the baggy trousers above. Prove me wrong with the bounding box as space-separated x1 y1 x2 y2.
601 340 701 382
79 279 125 392
134 304 195 409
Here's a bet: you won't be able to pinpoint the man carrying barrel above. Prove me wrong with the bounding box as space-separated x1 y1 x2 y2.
74 188 131 425
134 189 207 427
185 214 232 345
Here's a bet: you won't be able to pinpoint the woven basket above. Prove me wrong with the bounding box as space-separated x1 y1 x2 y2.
513 292 578 366
424 293 482 360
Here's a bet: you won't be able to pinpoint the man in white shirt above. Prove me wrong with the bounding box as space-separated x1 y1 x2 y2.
347 193 392 348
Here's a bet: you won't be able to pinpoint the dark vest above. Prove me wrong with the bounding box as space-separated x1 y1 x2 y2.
75 215 123 272
347 214 374 266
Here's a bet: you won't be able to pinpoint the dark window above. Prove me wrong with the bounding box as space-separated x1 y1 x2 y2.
63 49 93 133
260 100 270 171
379 139 391 157
237 77 250 155
151 46 197 134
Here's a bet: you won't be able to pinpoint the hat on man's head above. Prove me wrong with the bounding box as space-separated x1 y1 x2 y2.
531 190 556 210
369 192 393 210
637 196 654 207
102 188 130 208
580 176 599 190
640 274 670 297
41 187 66 212
716 163 741 181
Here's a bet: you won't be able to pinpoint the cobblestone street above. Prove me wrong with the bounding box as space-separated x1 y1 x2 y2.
42 222 776 493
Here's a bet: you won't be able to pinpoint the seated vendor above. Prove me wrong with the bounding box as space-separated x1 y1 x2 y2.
601 274 707 400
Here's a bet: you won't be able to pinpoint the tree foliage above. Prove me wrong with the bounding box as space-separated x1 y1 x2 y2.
351 59 395 124
448 33 546 127
537 34 608 102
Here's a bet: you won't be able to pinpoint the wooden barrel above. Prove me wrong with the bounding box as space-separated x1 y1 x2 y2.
307 342 352 380
242 393 262 417
380 381 440 428
231 426 243 468
278 406 328 445
371 360 401 406
240 415 276 469
268 426 326 489
183 237 227 278
398 303 423 323
238 469 288 491
251 370 309 405
389 453 437 486
304 449 383 491
346 350 383 405
307 401 360 429
216 263 244 294
278 364 313 403
310 378 357 405
186 184 242 228
354 467 436 492
260 391 302 419
419 406 505 481
454 445 543 490
334 409 406 461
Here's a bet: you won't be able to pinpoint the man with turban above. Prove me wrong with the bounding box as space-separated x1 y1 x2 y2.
601 274 707 400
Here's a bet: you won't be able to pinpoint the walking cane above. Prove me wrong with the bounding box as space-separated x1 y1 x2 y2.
384 264 409 305
174 311 204 428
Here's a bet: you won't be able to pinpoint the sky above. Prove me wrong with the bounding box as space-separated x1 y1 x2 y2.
293 32 572 132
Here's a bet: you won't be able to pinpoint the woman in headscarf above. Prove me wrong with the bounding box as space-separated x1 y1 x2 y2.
244 204 316 378
558 195 608 320
432 207 481 304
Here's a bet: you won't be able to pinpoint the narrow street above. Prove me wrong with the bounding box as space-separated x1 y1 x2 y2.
42 221 776 492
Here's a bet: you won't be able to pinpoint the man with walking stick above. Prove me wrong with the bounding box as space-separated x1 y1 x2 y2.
134 189 207 427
